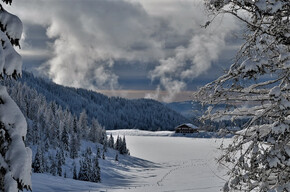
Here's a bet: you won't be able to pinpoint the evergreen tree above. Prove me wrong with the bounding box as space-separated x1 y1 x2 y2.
108 133 114 148
44 138 50 152
64 109 73 134
114 135 121 151
102 151 105 160
0 1 32 191
43 156 49 173
73 163 78 180
120 136 129 155
61 127 70 152
89 118 102 142
29 121 39 145
100 128 107 145
78 110 88 139
58 149 65 164
50 101 58 116
56 151 62 177
50 159 57 176
32 146 44 173
70 133 79 159
91 156 101 183
103 137 107 153
46 105 61 148
86 147 92 156
72 116 78 134
78 160 87 181
101 130 108 151
97 147 101 158
78 158 91 181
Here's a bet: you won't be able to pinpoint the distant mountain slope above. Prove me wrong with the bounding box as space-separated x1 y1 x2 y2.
19 71 189 130
165 101 204 119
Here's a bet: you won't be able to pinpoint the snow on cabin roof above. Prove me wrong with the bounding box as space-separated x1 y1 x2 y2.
176 123 198 129
185 123 198 129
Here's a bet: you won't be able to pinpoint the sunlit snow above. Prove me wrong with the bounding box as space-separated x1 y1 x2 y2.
29 131 230 192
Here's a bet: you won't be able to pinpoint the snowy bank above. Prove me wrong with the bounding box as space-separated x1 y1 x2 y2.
107 129 174 137
107 129 232 138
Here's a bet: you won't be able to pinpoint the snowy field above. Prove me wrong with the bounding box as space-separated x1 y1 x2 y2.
30 131 231 192
108 136 230 192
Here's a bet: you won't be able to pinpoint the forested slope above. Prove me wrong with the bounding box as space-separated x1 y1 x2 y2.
18 71 190 130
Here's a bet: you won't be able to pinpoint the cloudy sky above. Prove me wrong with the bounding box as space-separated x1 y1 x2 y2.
7 0 242 102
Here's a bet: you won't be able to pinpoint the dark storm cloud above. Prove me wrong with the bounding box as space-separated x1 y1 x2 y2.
7 0 241 101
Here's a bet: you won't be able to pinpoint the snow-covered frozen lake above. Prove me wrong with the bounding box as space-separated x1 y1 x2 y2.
30 134 230 192
109 136 229 192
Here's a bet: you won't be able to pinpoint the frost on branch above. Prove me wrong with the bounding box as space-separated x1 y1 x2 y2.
194 0 290 191
0 1 31 191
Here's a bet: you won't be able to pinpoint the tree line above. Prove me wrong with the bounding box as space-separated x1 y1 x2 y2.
6 80 129 183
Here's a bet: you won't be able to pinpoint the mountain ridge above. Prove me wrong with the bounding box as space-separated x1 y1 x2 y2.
18 71 191 130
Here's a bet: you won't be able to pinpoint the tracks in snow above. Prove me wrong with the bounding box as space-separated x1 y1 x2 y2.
156 159 206 186
106 158 225 191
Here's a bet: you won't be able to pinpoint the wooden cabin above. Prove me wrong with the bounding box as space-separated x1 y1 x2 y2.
175 123 199 134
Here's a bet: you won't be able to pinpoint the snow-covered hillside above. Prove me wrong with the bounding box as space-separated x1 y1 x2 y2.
28 135 230 192
28 139 156 192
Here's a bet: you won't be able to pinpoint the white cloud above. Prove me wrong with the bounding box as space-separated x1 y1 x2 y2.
8 0 165 89
147 2 240 101
7 0 240 101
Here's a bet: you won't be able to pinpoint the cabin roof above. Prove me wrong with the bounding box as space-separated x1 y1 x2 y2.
175 123 198 129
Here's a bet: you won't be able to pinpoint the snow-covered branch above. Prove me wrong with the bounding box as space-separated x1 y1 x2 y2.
194 0 290 191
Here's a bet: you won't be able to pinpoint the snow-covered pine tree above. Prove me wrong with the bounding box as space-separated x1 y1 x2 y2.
0 1 32 191
103 138 107 153
78 110 88 139
78 153 92 182
72 116 78 134
56 150 62 176
97 147 101 158
60 148 65 164
57 159 62 177
32 146 44 173
108 133 114 148
49 157 57 176
70 133 79 159
72 163 77 180
120 136 129 155
89 118 102 143
114 135 121 151
86 146 92 156
78 160 89 181
100 128 107 145
102 151 105 160
91 156 101 183
64 109 73 134
61 127 69 151
194 0 290 191
44 138 50 152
